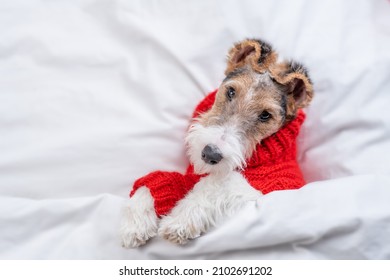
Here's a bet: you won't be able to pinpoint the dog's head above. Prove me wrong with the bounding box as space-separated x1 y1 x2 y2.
186 39 313 176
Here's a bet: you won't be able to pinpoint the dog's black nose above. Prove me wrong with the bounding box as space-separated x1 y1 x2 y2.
201 144 223 165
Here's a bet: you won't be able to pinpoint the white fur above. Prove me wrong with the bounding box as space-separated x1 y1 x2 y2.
120 187 157 248
158 171 262 244
186 122 248 176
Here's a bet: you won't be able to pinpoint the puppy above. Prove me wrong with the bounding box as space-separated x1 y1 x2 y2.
121 39 313 247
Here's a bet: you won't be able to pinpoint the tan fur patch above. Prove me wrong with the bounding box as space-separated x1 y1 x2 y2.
269 62 314 119
225 39 278 75
197 38 314 158
224 39 314 122
200 70 286 158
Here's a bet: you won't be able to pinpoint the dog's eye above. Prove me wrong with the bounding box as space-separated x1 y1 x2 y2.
226 87 235 101
258 111 271 122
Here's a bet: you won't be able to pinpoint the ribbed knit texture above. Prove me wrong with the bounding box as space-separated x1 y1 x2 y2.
131 90 306 217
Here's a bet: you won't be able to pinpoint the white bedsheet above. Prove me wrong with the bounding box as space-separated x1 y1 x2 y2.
1 0 390 259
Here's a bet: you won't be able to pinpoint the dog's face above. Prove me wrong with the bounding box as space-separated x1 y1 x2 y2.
186 39 313 176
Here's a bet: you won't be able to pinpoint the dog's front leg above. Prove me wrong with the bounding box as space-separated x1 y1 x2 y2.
158 171 262 244
120 186 158 248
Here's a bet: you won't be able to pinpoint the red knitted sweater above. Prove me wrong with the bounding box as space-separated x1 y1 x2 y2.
130 90 306 217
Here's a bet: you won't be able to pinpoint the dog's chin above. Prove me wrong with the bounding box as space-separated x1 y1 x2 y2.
190 157 245 177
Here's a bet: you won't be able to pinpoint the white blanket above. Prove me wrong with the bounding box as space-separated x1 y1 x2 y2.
1 0 390 259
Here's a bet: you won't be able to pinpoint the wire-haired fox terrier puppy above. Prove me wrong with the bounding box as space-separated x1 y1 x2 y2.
121 38 314 247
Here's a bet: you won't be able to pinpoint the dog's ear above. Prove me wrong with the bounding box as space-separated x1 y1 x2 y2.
272 60 314 120
225 39 277 75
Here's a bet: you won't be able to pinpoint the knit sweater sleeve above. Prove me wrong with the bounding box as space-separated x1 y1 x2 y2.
130 171 202 217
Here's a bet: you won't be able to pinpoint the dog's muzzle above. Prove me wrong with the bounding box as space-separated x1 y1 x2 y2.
201 144 223 165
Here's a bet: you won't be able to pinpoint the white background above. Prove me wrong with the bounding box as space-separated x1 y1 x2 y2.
0 0 390 259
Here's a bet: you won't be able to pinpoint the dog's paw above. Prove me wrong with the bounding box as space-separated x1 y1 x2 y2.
158 215 201 245
120 187 158 248
120 217 157 248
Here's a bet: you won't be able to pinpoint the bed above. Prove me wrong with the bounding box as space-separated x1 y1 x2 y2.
1 0 390 259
